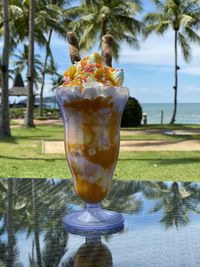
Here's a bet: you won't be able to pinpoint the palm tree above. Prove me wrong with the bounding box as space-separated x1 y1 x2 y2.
13 44 43 89
6 179 15 267
0 1 62 50
0 179 25 267
40 219 68 266
0 1 69 124
0 0 11 137
69 0 142 59
37 0 71 117
1 1 78 122
142 181 200 228
144 0 200 124
24 0 36 127
31 179 42 267
104 180 143 214
51 74 64 90
0 1 24 50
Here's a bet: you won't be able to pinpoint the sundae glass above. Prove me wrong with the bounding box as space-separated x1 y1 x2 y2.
57 36 129 234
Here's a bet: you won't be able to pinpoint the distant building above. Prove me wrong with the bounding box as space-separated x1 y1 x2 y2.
9 73 38 97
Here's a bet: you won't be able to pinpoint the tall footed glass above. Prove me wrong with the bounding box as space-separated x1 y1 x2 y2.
57 86 129 234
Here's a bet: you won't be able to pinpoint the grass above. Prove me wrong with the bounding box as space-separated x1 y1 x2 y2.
122 124 200 130
0 124 200 181
121 134 200 141
116 151 200 181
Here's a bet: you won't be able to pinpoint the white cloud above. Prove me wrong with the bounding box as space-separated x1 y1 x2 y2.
180 66 200 76
184 85 200 93
118 30 200 71
128 85 173 103
119 31 173 65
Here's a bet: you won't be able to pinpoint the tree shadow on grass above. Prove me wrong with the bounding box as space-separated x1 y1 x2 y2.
156 158 200 165
15 135 52 140
0 135 55 143
0 155 65 161
118 158 200 165
123 138 200 147
0 136 63 144
0 137 18 144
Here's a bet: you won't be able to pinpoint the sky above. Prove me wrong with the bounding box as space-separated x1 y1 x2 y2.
1 0 200 103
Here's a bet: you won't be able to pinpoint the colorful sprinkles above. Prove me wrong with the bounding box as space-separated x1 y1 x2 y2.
62 52 124 92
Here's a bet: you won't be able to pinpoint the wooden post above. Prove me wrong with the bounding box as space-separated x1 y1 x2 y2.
161 110 164 124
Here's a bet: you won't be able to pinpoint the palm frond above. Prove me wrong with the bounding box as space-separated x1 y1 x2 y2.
46 4 63 16
184 26 200 44
144 12 163 23
64 5 84 19
151 0 165 10
149 201 163 213
70 0 142 60
178 32 191 62
122 34 139 49
180 14 195 26
79 23 97 51
9 5 23 19
123 0 143 13
181 0 200 14
155 21 170 34
144 12 170 36
83 0 99 5
118 15 142 33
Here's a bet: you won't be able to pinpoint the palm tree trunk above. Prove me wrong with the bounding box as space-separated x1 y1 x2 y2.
24 0 35 127
32 179 42 267
0 0 11 137
7 179 14 267
39 28 53 117
102 19 108 36
170 30 178 124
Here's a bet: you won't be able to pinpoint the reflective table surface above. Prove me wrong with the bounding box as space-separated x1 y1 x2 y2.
1 178 200 266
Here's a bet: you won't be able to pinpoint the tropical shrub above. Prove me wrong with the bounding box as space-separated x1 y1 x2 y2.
121 97 143 127
9 107 60 119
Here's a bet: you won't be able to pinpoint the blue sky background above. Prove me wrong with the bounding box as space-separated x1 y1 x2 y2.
1 0 200 103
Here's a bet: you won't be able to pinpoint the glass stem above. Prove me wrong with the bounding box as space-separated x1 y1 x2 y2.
86 237 101 243
86 203 101 209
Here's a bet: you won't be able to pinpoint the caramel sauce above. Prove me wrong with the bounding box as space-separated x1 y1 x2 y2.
74 175 108 203
64 95 113 109
64 96 120 203
68 144 118 169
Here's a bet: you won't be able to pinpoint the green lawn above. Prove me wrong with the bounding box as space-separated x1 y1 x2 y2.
120 134 200 141
0 124 200 181
122 124 200 130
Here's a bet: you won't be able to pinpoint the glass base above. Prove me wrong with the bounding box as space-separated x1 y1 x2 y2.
63 203 124 236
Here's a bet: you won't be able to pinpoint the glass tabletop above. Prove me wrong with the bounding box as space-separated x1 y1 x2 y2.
1 178 200 266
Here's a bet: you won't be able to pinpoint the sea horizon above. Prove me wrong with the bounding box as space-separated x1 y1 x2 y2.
140 102 200 104
141 103 200 124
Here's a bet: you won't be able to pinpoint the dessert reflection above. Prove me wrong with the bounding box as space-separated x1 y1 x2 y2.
72 237 113 267
1 178 200 266
0 178 140 266
0 178 69 267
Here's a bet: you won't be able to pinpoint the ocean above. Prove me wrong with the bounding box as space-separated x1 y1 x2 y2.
37 101 200 125
141 103 200 125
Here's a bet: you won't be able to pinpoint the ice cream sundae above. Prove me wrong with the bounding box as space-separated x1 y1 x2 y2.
57 32 128 233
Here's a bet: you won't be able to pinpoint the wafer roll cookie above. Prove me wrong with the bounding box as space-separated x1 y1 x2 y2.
67 31 81 64
102 34 114 67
